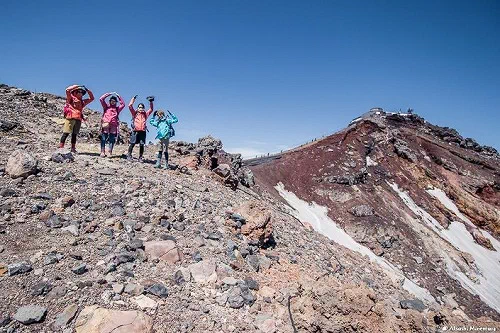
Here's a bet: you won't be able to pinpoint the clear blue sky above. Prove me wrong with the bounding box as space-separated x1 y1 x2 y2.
1 0 498 157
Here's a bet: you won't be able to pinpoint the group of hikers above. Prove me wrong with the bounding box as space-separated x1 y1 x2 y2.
59 84 178 169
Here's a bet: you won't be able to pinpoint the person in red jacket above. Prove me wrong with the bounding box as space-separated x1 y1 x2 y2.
127 95 154 161
60 84 95 152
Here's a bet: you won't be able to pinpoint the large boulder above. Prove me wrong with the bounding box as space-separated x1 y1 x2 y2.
6 150 38 178
75 306 152 333
234 201 274 248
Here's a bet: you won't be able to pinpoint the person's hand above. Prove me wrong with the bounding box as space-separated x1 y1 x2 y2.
82 85 88 91
133 95 138 100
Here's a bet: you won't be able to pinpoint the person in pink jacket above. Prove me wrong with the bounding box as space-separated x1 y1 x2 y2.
99 92 125 157
127 95 154 162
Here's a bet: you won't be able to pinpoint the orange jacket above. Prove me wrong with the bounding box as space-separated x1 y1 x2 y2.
129 98 153 131
65 85 94 120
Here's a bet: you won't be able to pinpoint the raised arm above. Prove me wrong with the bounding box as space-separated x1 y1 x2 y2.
100 92 112 109
83 88 95 106
167 113 178 125
128 96 137 117
117 95 126 112
149 116 159 128
65 84 79 103
146 101 154 117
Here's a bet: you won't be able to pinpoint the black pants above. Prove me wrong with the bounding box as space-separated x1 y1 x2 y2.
60 133 77 145
128 131 146 157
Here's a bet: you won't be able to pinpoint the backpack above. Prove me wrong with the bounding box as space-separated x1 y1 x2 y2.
168 122 175 138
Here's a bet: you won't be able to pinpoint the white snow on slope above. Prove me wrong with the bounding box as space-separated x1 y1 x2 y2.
275 182 436 304
388 183 500 313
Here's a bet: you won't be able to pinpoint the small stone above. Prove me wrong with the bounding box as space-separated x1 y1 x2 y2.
174 267 191 284
349 205 375 217
132 295 158 310
173 222 185 231
124 283 144 296
254 313 276 333
400 299 426 312
46 214 63 228
244 278 259 290
8 262 32 276
112 283 125 294
222 277 239 286
188 260 217 284
192 251 202 262
53 304 78 328
146 283 168 298
227 287 245 309
62 224 79 236
13 305 47 325
128 238 144 250
72 264 87 275
413 256 423 264
31 281 52 296
246 255 260 272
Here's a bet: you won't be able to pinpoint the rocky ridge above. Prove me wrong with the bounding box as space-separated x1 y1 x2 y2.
0 85 497 332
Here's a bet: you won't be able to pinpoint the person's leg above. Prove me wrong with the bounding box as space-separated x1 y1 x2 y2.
163 138 170 168
138 131 146 161
70 120 81 153
108 133 117 156
100 132 108 156
127 131 137 159
59 133 69 148
60 119 73 148
155 139 164 168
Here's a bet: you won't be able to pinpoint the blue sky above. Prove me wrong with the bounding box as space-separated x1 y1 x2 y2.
1 0 499 157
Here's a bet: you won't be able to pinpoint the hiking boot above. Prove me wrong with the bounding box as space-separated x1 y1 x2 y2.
155 160 162 168
71 147 77 154
100 151 106 158
127 155 133 161
139 157 144 163
163 163 170 170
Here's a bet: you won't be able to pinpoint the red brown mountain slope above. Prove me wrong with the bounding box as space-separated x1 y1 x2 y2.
249 111 500 321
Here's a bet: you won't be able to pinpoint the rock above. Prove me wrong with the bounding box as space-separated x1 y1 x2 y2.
0 315 11 327
72 264 88 275
30 281 52 296
131 295 158 310
75 305 152 333
0 188 17 197
413 256 423 264
128 238 144 250
124 283 144 296
112 283 125 294
53 304 78 328
349 205 375 217
144 240 181 264
0 119 19 132
246 255 260 272
227 287 245 309
8 262 32 276
192 251 202 262
244 278 259 290
174 267 191 284
6 150 38 178
234 201 273 248
393 139 418 163
51 151 74 163
13 305 47 325
400 299 426 312
259 286 276 299
471 230 495 251
47 286 67 300
112 205 126 217
237 167 255 187
173 222 185 231
254 313 276 333
62 224 79 236
188 260 217 284
58 196 75 208
222 277 239 286
214 164 231 178
258 255 272 270
46 214 63 228
146 283 168 298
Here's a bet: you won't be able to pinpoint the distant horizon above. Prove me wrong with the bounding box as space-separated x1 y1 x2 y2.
1 1 499 157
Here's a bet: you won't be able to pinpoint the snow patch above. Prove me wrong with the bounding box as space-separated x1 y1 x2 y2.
275 182 436 304
389 182 500 313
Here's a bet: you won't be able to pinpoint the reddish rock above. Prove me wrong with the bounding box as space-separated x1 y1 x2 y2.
144 240 181 264
234 201 273 247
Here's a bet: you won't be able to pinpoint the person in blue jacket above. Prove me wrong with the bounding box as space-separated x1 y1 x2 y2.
149 109 178 169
